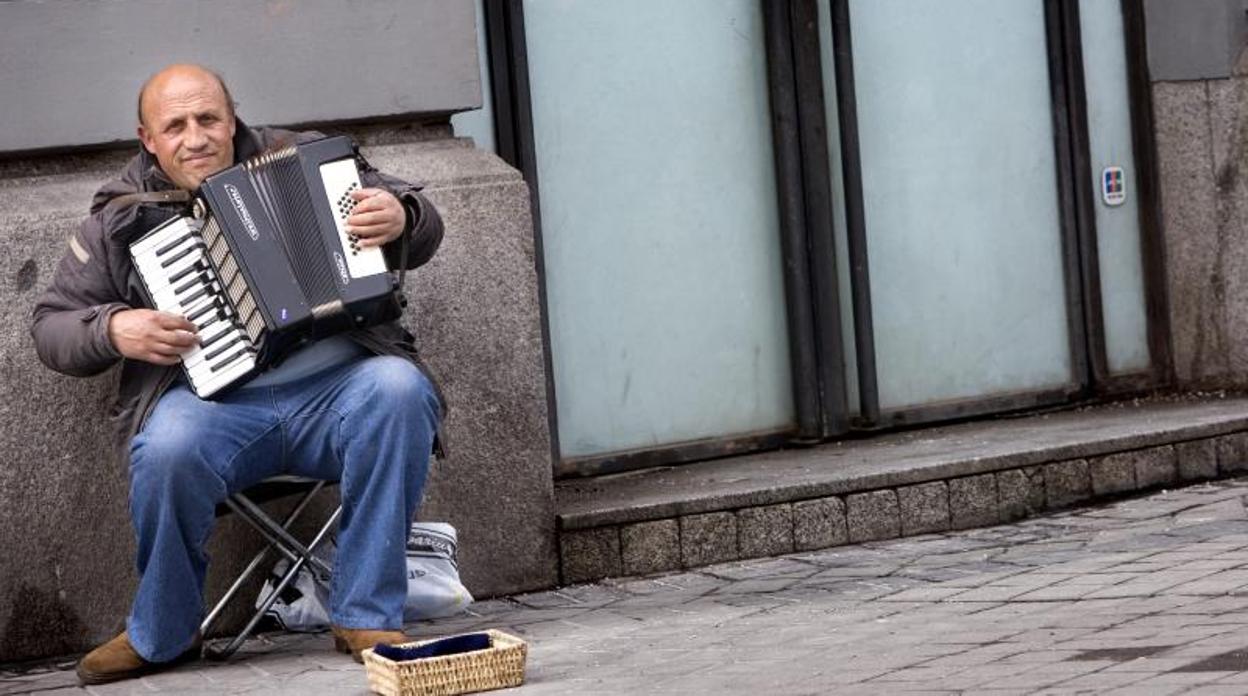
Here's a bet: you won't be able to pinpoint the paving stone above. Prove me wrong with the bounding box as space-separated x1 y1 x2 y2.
619 519 681 577
1091 451 1138 496
1045 459 1093 509
560 526 621 584
949 474 1000 530
736 504 794 559
16 477 1248 696
680 511 739 568
898 481 951 536
1135 444 1180 490
1216 432 1248 475
793 496 849 551
1176 438 1219 481
847 490 901 543
999 466 1046 521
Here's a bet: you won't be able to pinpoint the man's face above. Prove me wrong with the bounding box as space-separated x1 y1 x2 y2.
137 69 236 191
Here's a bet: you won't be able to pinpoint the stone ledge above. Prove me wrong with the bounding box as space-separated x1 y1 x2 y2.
556 396 1248 531
554 396 1248 584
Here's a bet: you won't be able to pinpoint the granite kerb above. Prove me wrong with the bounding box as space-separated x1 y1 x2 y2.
556 404 1248 532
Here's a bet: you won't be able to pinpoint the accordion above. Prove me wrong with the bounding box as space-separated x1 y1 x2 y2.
129 136 401 398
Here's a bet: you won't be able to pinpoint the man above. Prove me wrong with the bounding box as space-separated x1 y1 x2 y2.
30 64 445 684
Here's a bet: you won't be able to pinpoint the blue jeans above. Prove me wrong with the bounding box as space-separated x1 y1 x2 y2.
126 355 440 662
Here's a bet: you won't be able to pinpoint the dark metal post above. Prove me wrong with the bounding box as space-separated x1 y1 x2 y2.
1043 0 1094 395
1058 0 1109 390
790 0 849 436
829 0 879 426
763 0 825 441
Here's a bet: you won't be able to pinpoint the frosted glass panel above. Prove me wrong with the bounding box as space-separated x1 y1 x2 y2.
1080 0 1151 374
850 0 1073 410
525 0 795 457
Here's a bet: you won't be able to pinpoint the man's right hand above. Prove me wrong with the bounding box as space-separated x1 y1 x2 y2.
107 308 199 365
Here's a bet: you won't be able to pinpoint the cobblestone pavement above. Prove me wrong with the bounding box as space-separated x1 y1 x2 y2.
9 479 1248 695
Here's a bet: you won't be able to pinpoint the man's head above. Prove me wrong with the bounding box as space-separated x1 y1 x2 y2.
137 64 237 191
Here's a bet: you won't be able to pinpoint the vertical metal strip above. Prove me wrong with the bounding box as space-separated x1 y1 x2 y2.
1060 0 1111 389
483 0 565 468
790 0 849 436
763 0 824 440
1044 0 1093 394
1120 0 1175 385
829 0 879 425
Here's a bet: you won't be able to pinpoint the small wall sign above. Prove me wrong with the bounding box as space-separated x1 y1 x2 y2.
1102 166 1126 207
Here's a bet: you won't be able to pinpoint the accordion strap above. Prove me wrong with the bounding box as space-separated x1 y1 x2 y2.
396 223 410 308
107 190 192 209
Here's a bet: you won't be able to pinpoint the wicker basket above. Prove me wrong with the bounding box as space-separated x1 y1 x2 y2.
362 629 528 696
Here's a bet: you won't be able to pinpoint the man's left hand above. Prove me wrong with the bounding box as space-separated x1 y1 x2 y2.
347 188 406 248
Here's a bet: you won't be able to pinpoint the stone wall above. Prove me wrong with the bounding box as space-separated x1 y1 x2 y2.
1156 51 1248 387
0 125 558 662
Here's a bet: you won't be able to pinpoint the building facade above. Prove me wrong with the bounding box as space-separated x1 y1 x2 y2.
0 0 1245 663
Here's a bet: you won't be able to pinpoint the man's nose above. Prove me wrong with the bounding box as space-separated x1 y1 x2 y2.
184 122 208 150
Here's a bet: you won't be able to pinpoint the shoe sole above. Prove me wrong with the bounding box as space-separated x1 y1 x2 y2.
76 643 202 686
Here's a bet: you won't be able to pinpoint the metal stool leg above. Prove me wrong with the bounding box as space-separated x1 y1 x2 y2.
204 505 342 660
200 482 327 636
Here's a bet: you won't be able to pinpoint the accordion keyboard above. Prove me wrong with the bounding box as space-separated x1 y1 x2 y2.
130 216 258 398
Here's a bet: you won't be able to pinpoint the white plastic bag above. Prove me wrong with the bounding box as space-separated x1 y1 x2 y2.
258 521 473 631
402 522 474 621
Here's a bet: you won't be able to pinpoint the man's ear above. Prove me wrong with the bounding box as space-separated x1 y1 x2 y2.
137 124 156 155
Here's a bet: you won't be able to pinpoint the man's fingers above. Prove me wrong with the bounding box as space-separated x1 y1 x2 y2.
156 311 198 332
163 329 200 348
350 187 385 202
347 210 395 229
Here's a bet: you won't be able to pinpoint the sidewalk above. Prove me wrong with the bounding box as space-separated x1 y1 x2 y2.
7 478 1248 695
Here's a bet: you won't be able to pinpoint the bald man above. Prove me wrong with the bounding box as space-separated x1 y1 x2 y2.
31 64 446 684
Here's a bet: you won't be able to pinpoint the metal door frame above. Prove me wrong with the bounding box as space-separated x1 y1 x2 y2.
480 0 1171 478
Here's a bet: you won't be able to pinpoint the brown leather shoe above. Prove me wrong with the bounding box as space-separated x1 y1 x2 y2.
76 631 201 685
331 626 409 663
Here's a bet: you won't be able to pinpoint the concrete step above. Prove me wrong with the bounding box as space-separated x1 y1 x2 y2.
554 394 1248 583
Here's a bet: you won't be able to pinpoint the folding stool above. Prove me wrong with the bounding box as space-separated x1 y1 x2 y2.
200 475 341 660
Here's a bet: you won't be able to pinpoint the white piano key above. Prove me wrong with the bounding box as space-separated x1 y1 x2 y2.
191 351 257 398
181 325 241 370
130 218 196 257
183 333 247 372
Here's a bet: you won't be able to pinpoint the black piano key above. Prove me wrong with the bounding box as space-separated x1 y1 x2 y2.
155 232 194 257
173 272 210 296
195 312 223 332
168 260 204 285
203 334 244 363
209 347 253 373
159 241 203 269
199 325 236 350
187 299 220 323
179 284 217 307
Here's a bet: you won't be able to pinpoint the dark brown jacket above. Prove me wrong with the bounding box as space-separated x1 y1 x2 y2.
31 121 445 459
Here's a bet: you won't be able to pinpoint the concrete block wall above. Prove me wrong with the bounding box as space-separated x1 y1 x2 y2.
0 125 557 662
1155 49 1248 387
